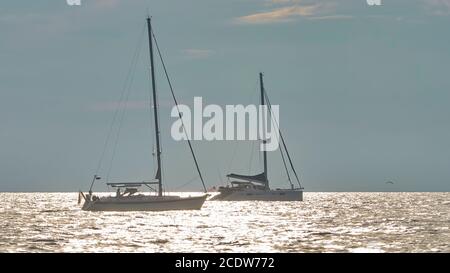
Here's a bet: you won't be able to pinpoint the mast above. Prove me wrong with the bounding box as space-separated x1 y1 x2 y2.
147 17 163 196
259 72 269 189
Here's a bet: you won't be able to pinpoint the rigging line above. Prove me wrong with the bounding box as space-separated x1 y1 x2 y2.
258 137 262 167
248 139 255 174
106 27 145 182
279 137 293 188
227 77 261 178
226 139 239 178
247 78 260 174
161 145 168 194
161 162 167 194
151 30 207 193
226 77 259 181
94 24 146 176
145 45 156 175
256 79 262 169
265 90 302 189
260 77 290 186
173 175 200 191
264 89 303 189
217 168 225 186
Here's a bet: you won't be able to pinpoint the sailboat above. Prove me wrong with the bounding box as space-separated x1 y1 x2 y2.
210 73 304 201
79 17 208 211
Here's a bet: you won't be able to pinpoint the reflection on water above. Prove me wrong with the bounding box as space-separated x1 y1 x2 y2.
0 192 449 252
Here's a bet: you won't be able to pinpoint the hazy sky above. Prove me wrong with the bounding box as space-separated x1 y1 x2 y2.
1 0 450 192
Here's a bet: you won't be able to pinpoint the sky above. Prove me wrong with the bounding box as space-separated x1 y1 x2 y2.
1 0 450 192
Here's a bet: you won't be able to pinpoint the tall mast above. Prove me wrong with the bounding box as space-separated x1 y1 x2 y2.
147 17 163 196
260 72 269 189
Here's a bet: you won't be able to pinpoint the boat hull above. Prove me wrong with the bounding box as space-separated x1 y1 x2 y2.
210 189 303 201
82 194 208 211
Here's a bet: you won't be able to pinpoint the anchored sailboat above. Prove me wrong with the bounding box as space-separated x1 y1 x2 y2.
211 73 304 201
79 17 208 211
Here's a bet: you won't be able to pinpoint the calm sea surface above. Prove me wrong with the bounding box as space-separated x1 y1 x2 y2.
0 192 449 253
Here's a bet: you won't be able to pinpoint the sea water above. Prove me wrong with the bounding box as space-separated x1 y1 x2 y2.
0 192 449 252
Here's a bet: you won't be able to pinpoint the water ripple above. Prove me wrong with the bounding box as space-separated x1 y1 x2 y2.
0 192 449 252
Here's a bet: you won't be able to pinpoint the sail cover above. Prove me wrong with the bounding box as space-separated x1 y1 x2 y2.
227 172 267 183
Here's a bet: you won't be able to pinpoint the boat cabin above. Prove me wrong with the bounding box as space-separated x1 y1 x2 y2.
229 181 266 190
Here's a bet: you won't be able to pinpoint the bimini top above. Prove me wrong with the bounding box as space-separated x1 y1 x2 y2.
226 172 267 184
106 181 159 188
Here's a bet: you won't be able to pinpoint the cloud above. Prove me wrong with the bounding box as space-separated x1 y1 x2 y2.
234 1 347 24
237 0 450 25
235 5 321 24
182 49 215 59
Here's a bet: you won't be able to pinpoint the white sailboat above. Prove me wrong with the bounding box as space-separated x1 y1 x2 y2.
211 73 304 201
79 17 208 211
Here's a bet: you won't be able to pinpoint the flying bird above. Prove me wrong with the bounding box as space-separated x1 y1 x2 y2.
386 181 394 184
